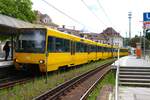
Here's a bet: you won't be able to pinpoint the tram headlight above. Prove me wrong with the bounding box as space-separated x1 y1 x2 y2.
14 58 18 62
39 60 45 64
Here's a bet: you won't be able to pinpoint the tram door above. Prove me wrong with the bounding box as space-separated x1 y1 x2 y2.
70 41 75 65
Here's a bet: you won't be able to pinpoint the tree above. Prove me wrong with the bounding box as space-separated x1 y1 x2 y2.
0 0 36 22
129 35 140 48
123 37 130 47
129 35 150 49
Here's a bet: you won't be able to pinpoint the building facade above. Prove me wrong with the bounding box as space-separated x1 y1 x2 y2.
99 27 123 47
57 26 123 47
34 11 58 29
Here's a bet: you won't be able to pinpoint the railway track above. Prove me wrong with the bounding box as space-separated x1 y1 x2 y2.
0 77 33 90
34 61 113 100
0 67 14 76
0 67 35 90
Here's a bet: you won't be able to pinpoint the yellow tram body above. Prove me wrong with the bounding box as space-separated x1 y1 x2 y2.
14 27 128 72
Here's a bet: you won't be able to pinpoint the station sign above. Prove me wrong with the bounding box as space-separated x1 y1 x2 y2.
143 22 150 29
143 12 150 21
143 12 150 29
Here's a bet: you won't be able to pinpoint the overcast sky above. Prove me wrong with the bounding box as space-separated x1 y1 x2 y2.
32 0 150 37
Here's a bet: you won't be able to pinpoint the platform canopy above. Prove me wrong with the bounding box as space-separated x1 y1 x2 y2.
0 14 44 35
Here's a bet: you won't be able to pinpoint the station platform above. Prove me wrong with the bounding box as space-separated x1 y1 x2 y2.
0 58 13 68
119 87 150 100
111 55 150 100
112 55 150 67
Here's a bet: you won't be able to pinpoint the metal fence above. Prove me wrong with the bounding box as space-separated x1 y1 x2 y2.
145 50 150 62
143 37 150 62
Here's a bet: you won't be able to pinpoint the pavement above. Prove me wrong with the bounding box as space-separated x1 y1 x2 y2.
0 57 13 68
111 55 150 100
112 55 150 67
119 87 150 100
97 85 113 100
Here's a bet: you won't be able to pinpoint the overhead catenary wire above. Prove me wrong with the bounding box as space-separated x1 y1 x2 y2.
42 0 94 31
97 0 112 25
96 0 118 31
81 0 107 27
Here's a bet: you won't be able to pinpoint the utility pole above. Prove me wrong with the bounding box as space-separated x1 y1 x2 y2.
126 32 127 47
128 12 132 40
128 12 132 55
140 31 142 45
143 29 146 59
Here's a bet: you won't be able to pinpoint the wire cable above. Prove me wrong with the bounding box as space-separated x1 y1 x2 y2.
42 0 87 27
81 0 107 27
96 0 118 30
97 0 112 24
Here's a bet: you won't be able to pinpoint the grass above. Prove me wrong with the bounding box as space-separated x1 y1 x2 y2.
87 70 115 100
0 59 114 100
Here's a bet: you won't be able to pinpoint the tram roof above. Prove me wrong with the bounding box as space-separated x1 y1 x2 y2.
0 14 44 35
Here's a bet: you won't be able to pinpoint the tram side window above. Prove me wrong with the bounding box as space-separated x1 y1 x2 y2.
106 48 108 52
76 42 83 52
90 45 93 52
97 46 100 52
103 47 105 52
88 45 91 53
120 49 122 52
108 48 110 52
107 48 109 52
91 45 96 52
84 44 87 52
48 37 70 52
76 42 79 52
55 38 70 52
48 36 55 52
63 39 70 52
112 48 114 52
76 42 87 52
55 38 63 52
99 46 102 52
96 46 98 52
87 44 89 52
115 49 118 52
82 43 86 52
105 47 107 52
101 47 103 52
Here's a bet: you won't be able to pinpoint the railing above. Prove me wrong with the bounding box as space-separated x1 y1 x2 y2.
142 36 150 61
115 49 120 100
145 50 150 62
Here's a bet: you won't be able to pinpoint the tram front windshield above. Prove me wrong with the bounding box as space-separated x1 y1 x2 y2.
16 29 46 53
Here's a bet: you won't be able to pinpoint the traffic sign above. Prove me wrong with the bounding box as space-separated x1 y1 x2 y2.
143 12 150 22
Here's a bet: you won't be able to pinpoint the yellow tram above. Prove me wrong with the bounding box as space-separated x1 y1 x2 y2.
14 27 128 72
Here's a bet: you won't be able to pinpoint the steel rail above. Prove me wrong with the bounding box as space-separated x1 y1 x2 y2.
34 61 114 100
115 49 120 100
80 67 110 100
0 77 33 90
0 68 34 90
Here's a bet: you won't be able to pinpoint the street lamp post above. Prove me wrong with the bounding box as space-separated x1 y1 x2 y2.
143 29 146 59
128 12 132 40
